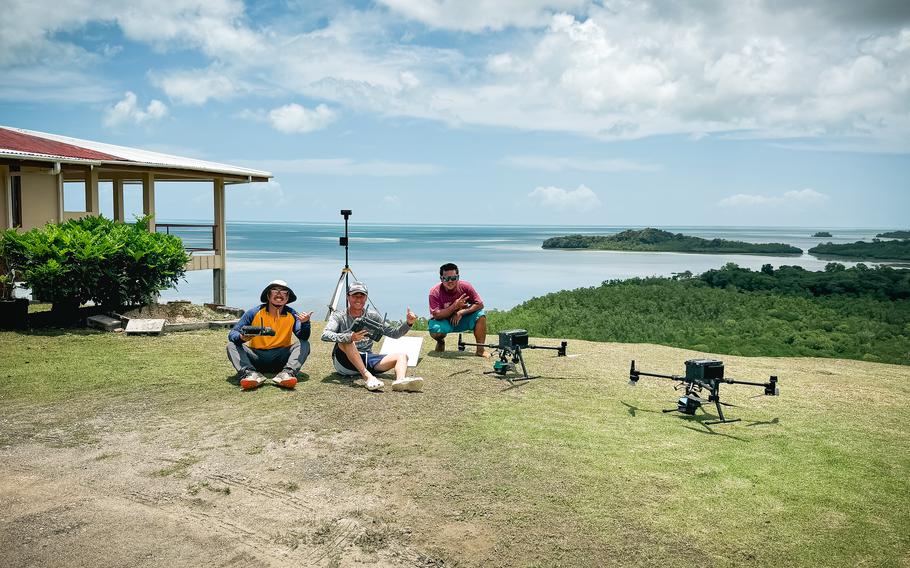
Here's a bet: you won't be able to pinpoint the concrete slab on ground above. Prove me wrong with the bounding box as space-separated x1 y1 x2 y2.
86 315 122 332
125 319 166 335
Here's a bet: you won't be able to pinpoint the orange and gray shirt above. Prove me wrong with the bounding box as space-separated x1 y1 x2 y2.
228 305 311 350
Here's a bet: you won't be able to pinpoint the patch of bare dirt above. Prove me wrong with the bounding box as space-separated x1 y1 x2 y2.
123 301 237 324
0 403 449 568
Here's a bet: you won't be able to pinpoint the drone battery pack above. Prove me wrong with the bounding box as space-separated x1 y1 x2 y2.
685 359 724 381
498 329 529 349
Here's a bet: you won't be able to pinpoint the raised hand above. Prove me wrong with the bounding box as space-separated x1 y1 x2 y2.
406 307 417 325
296 311 314 323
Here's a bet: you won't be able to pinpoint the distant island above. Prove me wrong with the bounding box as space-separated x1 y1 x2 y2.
542 228 802 255
876 230 910 239
809 239 910 261
812 231 832 238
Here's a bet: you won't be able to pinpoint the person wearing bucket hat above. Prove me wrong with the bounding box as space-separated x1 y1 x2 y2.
227 279 314 390
321 281 424 392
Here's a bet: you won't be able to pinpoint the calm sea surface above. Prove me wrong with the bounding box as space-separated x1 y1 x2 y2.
159 223 900 318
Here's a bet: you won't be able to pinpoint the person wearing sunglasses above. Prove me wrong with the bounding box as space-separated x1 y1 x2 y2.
428 262 488 356
227 279 314 390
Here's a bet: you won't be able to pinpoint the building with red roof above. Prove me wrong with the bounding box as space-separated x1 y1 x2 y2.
0 126 272 304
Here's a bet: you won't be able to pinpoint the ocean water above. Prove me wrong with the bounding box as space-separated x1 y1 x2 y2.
159 223 898 318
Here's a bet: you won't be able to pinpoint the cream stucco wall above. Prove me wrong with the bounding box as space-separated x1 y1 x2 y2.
20 172 61 230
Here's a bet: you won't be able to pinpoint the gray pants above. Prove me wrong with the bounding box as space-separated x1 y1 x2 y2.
226 341 311 374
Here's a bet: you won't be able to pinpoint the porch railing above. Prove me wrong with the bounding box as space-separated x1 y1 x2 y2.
155 223 217 252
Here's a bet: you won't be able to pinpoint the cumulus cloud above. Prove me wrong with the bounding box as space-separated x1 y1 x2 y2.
249 158 442 176
268 103 338 133
377 0 588 32
503 155 659 172
152 69 239 105
528 184 601 211
103 91 168 127
5 0 910 149
718 188 829 207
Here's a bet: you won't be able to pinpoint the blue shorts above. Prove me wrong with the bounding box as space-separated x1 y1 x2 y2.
332 345 386 376
428 310 485 334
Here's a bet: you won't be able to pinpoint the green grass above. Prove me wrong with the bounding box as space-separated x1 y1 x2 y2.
0 325 907 566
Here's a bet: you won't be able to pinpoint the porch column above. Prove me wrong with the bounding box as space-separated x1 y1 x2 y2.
141 172 155 232
112 177 125 222
213 177 227 305
84 166 100 215
0 165 9 230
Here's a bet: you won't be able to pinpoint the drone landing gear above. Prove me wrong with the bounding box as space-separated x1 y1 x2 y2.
662 394 741 424
482 348 539 384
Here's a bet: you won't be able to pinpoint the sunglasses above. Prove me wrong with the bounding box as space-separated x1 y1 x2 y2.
440 275 459 282
269 289 289 296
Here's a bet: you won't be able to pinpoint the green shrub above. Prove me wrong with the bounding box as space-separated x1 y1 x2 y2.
0 216 189 316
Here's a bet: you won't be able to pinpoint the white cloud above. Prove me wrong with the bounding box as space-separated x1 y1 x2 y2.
103 91 168 127
152 69 239 105
718 188 829 207
528 184 601 211
249 158 442 177
232 179 289 210
502 155 659 172
377 0 588 32
268 103 338 133
0 67 116 103
383 195 401 205
4 0 910 149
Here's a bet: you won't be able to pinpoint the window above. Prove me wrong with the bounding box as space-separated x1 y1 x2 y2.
10 167 21 228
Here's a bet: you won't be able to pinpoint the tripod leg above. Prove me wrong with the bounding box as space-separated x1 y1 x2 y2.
325 271 349 320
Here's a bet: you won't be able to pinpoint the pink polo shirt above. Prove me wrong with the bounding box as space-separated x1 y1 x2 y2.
429 280 483 319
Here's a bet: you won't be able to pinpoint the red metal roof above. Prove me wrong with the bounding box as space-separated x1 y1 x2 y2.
0 127 123 161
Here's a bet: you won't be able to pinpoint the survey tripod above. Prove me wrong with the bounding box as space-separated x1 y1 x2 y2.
325 209 358 320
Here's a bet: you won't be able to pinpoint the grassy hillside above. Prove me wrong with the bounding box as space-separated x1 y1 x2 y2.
0 326 907 567
542 228 801 254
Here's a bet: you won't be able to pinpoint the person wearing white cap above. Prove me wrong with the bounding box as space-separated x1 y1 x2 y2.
227 279 314 390
321 281 424 392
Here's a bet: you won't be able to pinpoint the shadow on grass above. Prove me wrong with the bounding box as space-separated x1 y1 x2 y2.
681 422 749 441
13 328 102 337
320 373 362 389
423 350 489 360
619 400 662 417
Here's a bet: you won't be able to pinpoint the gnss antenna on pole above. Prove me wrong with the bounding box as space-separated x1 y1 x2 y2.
326 209 355 320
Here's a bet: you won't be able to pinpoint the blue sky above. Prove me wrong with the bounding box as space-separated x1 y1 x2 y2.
1 0 908 227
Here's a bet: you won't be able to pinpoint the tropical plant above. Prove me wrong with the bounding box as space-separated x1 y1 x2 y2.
0 216 189 317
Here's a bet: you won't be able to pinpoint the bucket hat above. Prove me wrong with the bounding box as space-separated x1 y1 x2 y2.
260 280 297 303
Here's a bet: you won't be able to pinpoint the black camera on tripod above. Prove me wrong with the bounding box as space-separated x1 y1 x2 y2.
241 325 276 336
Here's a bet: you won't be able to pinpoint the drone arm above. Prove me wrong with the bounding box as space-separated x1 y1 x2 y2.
523 342 569 356
724 375 780 396
456 334 499 351
629 360 685 386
